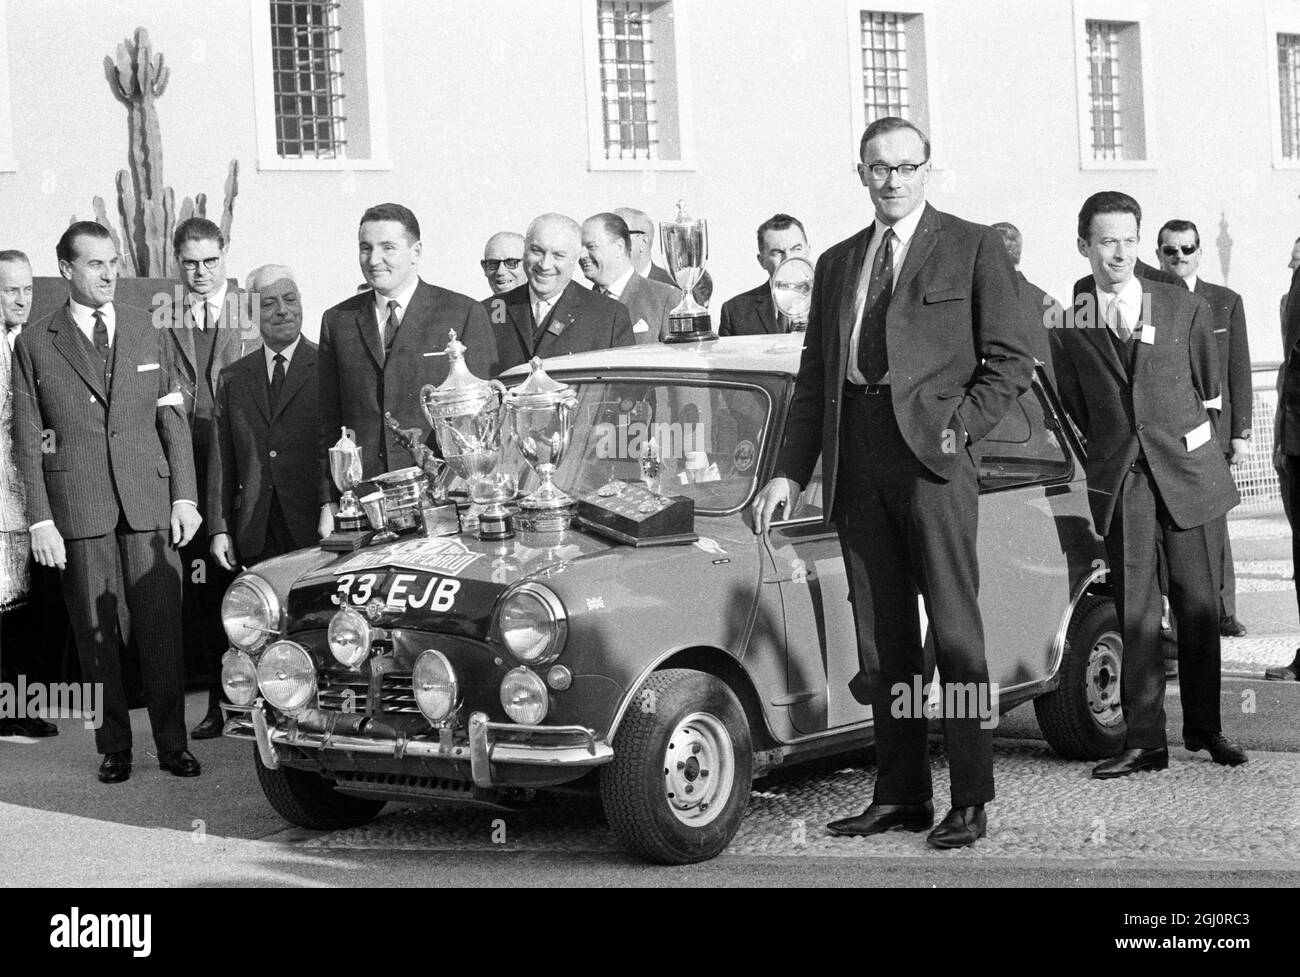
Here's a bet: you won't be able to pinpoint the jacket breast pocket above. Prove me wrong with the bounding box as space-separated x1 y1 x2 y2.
156 459 171 478
923 286 968 304
42 451 72 472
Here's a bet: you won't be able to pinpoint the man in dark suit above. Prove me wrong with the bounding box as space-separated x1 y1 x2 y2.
317 203 497 537
210 265 319 573
1270 256 1300 680
1051 192 1247 776
719 213 810 337
990 222 1062 378
480 231 527 298
490 213 635 373
753 117 1033 848
167 217 260 739
13 221 203 783
1156 219 1252 638
579 212 679 344
615 206 714 308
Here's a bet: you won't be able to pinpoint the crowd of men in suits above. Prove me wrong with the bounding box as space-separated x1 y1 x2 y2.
0 127 1292 825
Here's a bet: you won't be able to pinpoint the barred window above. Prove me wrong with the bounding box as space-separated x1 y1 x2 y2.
861 12 910 121
597 1 662 160
270 0 347 160
1280 34 1300 160
1082 19 1146 162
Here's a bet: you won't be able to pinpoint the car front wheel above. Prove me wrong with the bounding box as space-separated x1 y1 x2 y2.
1035 595 1128 760
600 669 753 864
252 744 387 830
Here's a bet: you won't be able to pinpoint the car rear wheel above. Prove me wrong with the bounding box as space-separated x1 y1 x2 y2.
600 669 753 865
1035 595 1127 760
252 744 387 830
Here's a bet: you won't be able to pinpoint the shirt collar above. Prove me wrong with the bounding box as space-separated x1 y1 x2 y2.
529 283 565 312
4 322 21 349
68 298 115 334
874 203 926 248
605 267 636 300
1096 275 1145 326
188 282 229 323
1183 273 1199 292
373 277 421 322
265 335 301 372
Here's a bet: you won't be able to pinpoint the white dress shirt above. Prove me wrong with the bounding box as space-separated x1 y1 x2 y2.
601 267 636 301
846 204 927 386
68 298 116 348
188 281 229 330
264 336 301 383
4 323 21 351
1096 275 1145 338
529 287 562 329
372 277 420 344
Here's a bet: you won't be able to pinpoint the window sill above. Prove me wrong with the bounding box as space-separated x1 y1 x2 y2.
586 158 698 173
1078 159 1156 171
256 157 393 172
0 156 16 173
1272 158 1300 170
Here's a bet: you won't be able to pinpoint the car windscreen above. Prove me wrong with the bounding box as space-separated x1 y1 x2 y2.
503 378 773 513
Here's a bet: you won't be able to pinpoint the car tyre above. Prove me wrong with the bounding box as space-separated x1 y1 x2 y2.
252 744 386 830
600 669 753 865
1035 595 1128 760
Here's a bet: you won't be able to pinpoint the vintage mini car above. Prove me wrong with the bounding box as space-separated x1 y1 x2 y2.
219 336 1123 864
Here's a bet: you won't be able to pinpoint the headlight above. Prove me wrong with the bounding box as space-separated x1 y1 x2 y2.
222 575 280 652
495 584 567 665
500 666 548 724
256 641 317 712
221 650 258 706
327 606 372 668
413 650 459 723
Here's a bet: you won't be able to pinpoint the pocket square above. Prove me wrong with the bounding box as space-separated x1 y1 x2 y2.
137 362 160 372
1184 420 1212 451
632 319 649 334
156 391 184 407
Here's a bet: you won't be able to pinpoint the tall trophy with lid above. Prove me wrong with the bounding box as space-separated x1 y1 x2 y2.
420 331 516 541
328 427 367 533
504 357 579 547
659 199 716 342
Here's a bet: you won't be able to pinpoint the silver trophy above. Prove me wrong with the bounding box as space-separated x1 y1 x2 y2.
504 357 579 546
420 331 515 541
770 255 814 332
659 199 716 342
328 427 368 534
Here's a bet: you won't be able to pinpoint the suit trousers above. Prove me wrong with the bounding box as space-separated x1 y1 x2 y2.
61 519 186 754
1216 515 1236 619
182 445 233 708
1286 455 1300 622
1104 463 1223 749
833 388 994 807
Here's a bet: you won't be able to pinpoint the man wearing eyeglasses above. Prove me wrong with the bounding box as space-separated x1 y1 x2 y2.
479 232 527 298
753 117 1033 849
1156 219 1252 640
1051 192 1245 776
168 217 259 740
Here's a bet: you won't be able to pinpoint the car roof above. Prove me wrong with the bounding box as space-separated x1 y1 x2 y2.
500 335 805 379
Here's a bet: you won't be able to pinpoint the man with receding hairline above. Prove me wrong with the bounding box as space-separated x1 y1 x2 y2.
480 231 527 298
489 213 634 373
615 206 713 308
580 212 679 344
720 213 810 336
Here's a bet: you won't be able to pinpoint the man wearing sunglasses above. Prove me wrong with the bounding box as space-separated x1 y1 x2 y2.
1156 219 1252 640
480 232 527 298
168 218 260 740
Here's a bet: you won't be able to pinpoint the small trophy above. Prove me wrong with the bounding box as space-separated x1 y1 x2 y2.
770 255 814 333
504 357 579 547
322 427 372 550
359 490 393 544
660 200 716 343
383 413 460 537
421 331 515 541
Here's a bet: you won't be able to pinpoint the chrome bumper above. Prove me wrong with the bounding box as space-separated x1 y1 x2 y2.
221 702 613 788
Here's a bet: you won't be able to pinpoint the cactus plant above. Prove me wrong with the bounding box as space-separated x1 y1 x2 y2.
88 27 239 277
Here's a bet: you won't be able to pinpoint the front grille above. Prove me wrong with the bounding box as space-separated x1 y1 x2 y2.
379 671 419 713
316 668 418 715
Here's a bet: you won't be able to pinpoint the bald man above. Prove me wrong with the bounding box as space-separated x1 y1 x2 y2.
209 264 320 572
480 231 527 298
488 213 634 373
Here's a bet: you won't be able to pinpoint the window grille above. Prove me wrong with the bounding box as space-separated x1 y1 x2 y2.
861 12 910 122
270 0 347 159
597 1 660 160
1086 20 1123 160
1280 34 1300 160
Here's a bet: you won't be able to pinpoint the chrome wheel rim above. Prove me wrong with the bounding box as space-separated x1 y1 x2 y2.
662 712 734 827
1085 629 1124 728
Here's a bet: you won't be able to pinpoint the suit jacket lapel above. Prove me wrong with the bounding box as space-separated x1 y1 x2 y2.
507 290 534 357
532 282 576 355
756 290 779 334
387 281 431 362
271 344 315 421
892 203 940 297
355 296 385 371
1076 290 1128 385
246 351 271 423
1130 282 1156 379
51 307 108 402
836 226 873 375
109 309 140 403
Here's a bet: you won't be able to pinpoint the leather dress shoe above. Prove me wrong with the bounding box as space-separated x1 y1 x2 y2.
98 750 132 784
191 707 225 740
1092 747 1168 779
1185 732 1248 766
158 749 201 777
1219 616 1247 638
926 805 987 849
0 716 58 737
827 800 934 836
1265 650 1300 681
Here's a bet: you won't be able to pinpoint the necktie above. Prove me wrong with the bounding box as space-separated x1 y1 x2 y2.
1111 299 1134 343
202 301 214 331
382 300 400 358
533 300 551 337
270 352 286 407
855 228 895 384
92 310 110 370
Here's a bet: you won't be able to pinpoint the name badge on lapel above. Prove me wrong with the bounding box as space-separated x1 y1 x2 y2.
547 315 571 338
1138 322 1155 345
